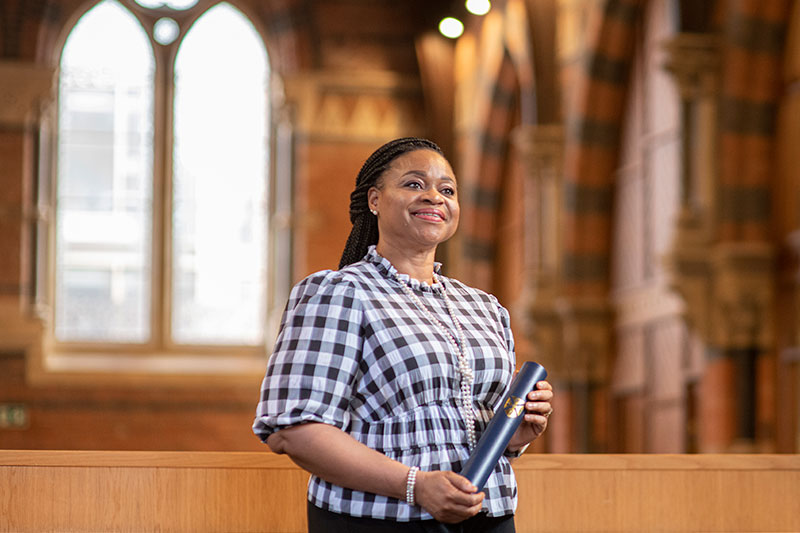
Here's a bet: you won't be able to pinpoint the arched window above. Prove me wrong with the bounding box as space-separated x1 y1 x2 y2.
171 4 268 345
53 0 272 362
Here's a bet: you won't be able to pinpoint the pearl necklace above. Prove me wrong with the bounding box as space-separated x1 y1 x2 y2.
395 274 476 450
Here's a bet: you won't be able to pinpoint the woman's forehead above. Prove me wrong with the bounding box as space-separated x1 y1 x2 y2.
387 149 454 177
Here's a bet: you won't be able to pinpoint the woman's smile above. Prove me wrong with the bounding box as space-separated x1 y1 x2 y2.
412 208 446 222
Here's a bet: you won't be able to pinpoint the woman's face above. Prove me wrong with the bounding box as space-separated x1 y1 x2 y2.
367 149 460 253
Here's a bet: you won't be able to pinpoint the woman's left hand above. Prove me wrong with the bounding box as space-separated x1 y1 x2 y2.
506 380 554 452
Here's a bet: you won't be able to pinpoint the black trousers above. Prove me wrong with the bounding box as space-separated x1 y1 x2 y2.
307 502 516 533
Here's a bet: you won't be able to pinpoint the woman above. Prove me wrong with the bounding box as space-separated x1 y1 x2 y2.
253 137 554 532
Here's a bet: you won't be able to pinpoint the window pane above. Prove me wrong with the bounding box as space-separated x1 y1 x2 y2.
172 3 269 345
55 0 154 342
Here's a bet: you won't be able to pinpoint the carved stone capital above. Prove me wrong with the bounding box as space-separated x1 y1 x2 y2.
520 295 614 384
555 298 613 382
518 298 563 378
612 284 685 329
711 243 775 350
511 123 564 180
667 241 775 351
662 33 721 100
0 61 57 127
665 244 714 341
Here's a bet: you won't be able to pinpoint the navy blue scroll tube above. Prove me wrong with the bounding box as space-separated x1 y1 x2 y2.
460 361 548 491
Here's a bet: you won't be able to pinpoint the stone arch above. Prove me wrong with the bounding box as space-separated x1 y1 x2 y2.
561 0 642 299
456 50 521 292
716 0 791 242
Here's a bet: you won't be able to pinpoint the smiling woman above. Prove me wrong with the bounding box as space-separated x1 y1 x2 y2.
367 149 460 282
253 137 554 532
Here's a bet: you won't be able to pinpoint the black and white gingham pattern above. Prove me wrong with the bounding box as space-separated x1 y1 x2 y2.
253 246 518 521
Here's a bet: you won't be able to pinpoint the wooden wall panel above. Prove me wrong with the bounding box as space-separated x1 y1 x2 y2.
0 353 265 451
1 452 799 532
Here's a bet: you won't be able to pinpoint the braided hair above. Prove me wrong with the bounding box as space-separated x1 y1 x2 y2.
338 137 444 269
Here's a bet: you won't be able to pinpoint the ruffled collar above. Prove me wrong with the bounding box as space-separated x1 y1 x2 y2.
364 245 444 293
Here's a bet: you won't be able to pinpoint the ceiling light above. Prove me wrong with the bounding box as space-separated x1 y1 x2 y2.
439 17 464 39
465 0 491 16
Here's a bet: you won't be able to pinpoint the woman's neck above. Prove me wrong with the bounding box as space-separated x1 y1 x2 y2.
375 242 437 284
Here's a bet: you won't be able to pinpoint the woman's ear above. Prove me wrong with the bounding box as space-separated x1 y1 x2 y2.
367 187 379 212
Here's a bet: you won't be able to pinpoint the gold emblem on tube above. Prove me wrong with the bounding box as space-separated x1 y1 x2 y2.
503 395 525 418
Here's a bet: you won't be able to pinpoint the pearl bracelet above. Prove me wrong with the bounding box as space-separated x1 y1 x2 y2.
405 466 419 505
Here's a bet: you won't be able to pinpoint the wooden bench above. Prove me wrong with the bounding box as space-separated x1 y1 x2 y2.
1 451 798 532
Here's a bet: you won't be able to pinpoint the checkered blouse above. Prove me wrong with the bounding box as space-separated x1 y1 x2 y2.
253 246 519 521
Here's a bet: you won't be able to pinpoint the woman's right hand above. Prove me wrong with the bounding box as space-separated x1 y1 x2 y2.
413 470 485 523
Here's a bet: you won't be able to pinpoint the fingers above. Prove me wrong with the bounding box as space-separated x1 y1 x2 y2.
517 380 553 424
440 471 484 504
415 470 485 523
524 400 552 418
445 470 479 494
529 380 553 398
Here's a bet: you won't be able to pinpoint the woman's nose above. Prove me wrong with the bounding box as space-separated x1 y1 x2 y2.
421 188 444 203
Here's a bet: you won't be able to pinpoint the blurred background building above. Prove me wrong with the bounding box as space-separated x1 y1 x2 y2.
0 0 798 454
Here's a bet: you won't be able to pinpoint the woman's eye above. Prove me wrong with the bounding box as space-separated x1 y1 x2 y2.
441 188 455 196
406 182 422 189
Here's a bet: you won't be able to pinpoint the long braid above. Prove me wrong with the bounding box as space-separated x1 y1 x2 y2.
338 137 443 269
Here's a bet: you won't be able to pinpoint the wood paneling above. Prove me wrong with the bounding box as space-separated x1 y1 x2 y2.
0 353 265 452
1 452 799 532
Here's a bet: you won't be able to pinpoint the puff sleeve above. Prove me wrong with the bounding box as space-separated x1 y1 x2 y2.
252 270 364 442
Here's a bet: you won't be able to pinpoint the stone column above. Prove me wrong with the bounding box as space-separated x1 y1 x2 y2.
663 33 720 245
663 36 774 452
710 243 775 452
514 123 615 452
511 124 564 372
662 33 720 343
662 34 722 451
780 231 800 451
514 123 599 452
0 61 56 353
557 297 613 452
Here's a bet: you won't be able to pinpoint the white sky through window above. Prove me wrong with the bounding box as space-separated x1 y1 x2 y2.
57 0 154 342
172 3 269 345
